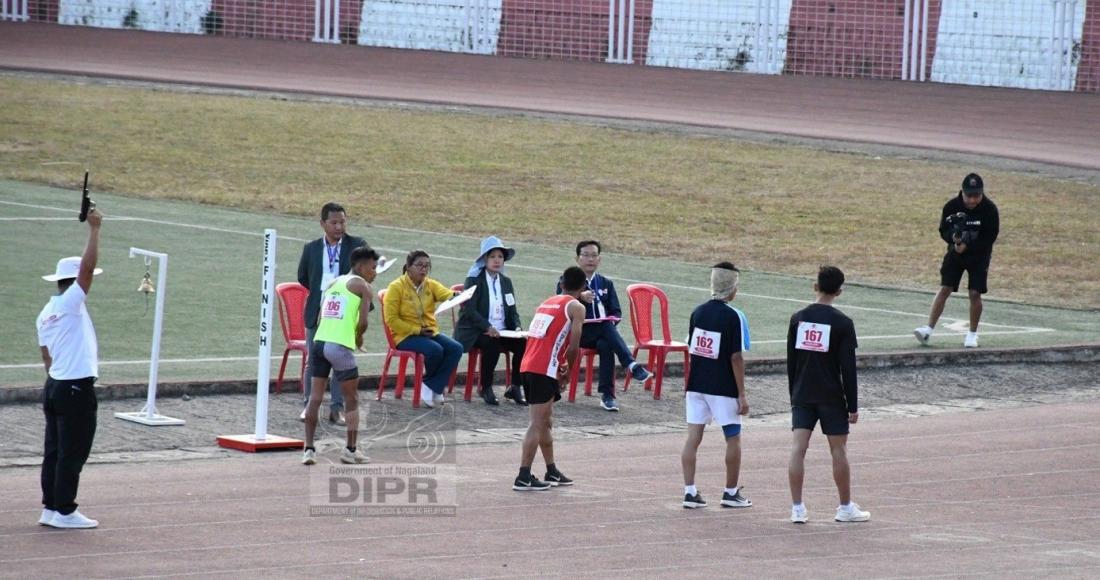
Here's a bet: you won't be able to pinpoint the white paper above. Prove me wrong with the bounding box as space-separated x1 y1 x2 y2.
376 255 396 274
497 329 528 339
434 285 477 315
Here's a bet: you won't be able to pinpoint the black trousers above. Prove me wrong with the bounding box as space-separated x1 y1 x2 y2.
471 334 526 392
41 376 97 515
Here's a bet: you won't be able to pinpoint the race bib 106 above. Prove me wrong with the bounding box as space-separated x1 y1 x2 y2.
321 294 347 320
689 327 721 359
796 321 831 352
528 313 554 339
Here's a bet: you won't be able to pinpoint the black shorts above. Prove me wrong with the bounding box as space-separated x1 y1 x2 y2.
940 251 991 294
521 372 562 405
791 403 850 436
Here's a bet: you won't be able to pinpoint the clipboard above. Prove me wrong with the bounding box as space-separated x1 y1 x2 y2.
584 316 621 324
497 329 529 339
435 285 476 315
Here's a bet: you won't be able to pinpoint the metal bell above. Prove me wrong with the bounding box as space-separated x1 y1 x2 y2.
138 272 155 294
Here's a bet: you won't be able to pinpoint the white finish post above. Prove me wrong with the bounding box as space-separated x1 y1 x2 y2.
919 0 929 82
902 0 911 80
115 248 184 426
313 0 322 42
254 229 277 441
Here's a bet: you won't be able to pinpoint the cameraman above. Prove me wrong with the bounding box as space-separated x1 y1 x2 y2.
914 173 999 348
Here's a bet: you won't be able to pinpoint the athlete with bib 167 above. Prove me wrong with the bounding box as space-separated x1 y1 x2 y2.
786 266 870 524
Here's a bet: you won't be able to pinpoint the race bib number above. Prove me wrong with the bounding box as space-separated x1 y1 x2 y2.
689 328 721 359
321 294 347 320
504 293 516 306
528 313 553 339
796 321 832 352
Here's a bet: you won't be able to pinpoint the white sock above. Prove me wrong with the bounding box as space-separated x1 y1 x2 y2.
684 485 697 496
628 362 638 371
725 487 739 495
840 502 852 508
792 502 805 509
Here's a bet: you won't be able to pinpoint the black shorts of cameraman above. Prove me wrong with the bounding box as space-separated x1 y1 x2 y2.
940 251 991 294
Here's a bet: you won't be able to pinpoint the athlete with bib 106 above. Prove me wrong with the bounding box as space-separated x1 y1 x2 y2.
301 246 379 466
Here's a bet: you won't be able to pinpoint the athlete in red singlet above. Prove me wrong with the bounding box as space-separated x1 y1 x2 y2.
512 266 586 491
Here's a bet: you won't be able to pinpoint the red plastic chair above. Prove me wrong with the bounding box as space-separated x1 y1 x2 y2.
376 289 457 408
275 282 309 394
566 347 599 403
624 284 689 400
452 283 514 402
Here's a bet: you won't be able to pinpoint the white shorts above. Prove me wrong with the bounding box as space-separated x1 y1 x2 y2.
685 392 741 426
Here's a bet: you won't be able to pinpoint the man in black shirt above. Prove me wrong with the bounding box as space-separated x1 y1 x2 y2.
914 173 1000 348
786 266 869 524
680 262 752 510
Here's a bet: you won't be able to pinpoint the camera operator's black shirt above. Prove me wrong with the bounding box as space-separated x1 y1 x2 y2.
787 303 858 412
939 194 1000 256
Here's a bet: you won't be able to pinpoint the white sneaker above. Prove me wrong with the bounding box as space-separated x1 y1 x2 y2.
38 509 57 525
964 332 979 348
913 325 932 346
835 502 870 522
791 505 808 524
420 384 435 408
434 392 445 405
49 510 98 529
339 448 369 464
301 448 316 465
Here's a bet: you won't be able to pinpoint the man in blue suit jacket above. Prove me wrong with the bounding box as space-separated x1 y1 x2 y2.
557 240 653 412
297 202 367 425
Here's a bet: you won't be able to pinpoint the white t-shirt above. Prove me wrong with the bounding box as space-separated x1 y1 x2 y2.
487 274 506 331
36 284 99 380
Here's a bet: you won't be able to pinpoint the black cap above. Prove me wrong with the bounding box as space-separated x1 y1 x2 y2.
961 173 984 196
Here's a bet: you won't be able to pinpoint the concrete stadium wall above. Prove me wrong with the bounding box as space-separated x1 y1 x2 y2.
9 0 1100 92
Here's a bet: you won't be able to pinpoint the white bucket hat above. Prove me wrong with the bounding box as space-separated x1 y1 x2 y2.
42 256 102 282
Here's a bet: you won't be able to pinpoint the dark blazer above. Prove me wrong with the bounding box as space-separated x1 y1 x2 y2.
453 269 522 351
556 272 622 321
297 234 367 329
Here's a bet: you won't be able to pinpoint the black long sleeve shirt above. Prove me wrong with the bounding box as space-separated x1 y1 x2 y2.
787 303 859 413
938 194 1000 257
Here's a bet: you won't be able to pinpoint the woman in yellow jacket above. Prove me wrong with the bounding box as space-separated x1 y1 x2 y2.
384 250 463 408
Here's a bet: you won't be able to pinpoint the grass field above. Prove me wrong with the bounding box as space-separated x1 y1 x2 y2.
2 181 1095 388
0 76 1098 309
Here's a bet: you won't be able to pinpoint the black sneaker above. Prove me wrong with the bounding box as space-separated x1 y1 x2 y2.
683 492 707 509
720 489 752 508
545 471 574 487
513 475 551 491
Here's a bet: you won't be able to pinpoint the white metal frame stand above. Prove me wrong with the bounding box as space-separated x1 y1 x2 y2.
115 247 185 426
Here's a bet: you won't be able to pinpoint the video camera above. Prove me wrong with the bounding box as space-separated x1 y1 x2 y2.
945 212 975 246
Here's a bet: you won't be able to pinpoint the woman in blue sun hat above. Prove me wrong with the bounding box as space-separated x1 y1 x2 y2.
454 236 528 406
